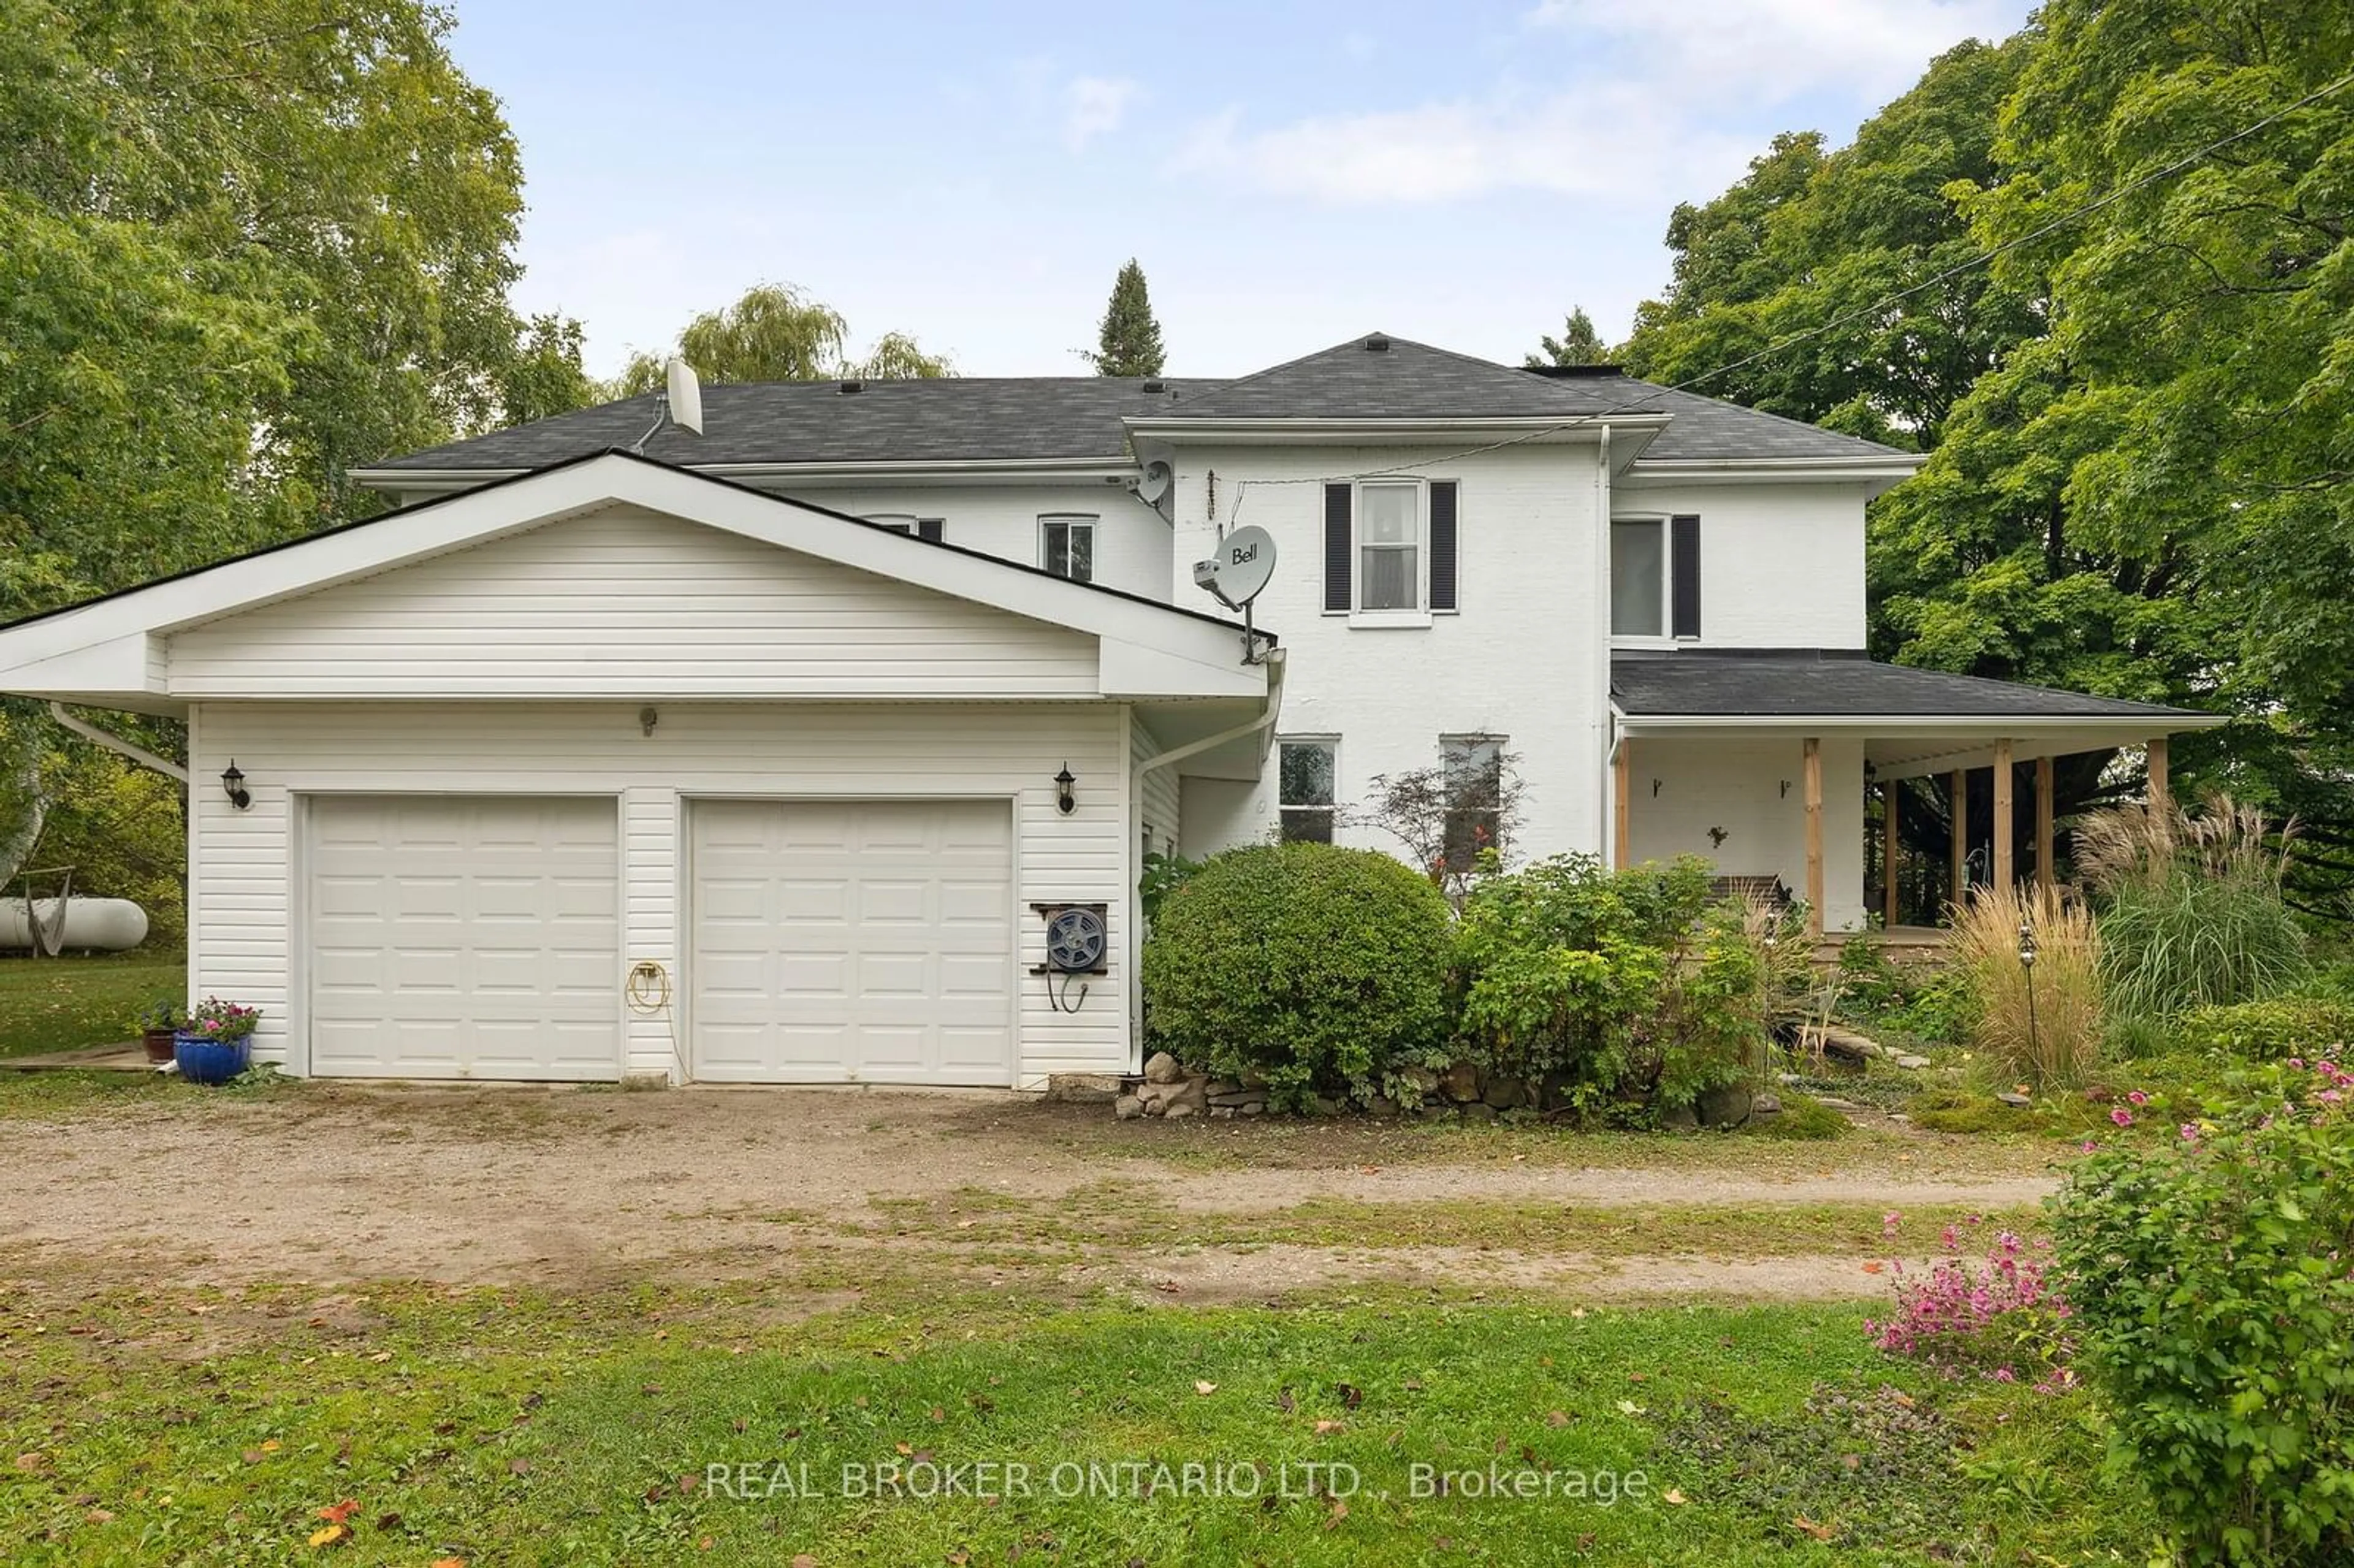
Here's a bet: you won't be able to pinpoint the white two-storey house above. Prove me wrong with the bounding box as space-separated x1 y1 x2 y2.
0 333 2215 1088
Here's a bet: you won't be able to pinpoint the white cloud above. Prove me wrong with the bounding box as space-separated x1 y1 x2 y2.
1527 0 2017 99
1171 87 1756 205
1064 75 1139 150
1173 0 2018 206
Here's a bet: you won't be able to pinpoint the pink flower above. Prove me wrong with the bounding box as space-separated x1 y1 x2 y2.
2111 1108 2135 1127
1940 1225 1960 1251
2290 1057 2306 1070
1883 1211 1903 1236
2080 1139 2098 1152
2179 1123 2201 1142
2127 1090 2149 1106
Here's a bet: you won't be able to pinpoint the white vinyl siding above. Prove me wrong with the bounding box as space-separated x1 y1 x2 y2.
166 506 1096 698
1132 719 1179 863
191 700 1131 1087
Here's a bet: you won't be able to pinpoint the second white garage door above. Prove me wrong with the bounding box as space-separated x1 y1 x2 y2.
690 799 1015 1084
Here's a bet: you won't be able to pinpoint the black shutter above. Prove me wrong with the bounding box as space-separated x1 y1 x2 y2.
1323 482 1352 612
1428 481 1458 611
1670 514 1702 638
917 518 943 543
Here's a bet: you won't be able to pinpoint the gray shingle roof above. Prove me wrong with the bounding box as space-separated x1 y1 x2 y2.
1612 650 2207 720
363 334 1910 474
371 378 1219 471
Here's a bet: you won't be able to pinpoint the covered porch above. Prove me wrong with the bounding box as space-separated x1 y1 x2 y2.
1609 651 2225 936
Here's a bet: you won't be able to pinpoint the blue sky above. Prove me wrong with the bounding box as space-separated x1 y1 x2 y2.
448 0 2037 381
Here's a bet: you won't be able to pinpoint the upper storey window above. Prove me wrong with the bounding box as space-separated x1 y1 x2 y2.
1611 515 1701 640
1358 482 1420 611
1040 515 1095 583
1322 479 1459 623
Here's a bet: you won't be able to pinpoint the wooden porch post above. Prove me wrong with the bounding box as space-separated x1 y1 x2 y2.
1949 768 1967 907
2035 754 2055 895
2147 736 2170 815
1883 779 1901 927
1803 737 1824 937
1613 739 1631 869
1992 739 2015 892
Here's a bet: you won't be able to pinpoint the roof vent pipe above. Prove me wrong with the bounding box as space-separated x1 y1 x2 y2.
838 379 864 395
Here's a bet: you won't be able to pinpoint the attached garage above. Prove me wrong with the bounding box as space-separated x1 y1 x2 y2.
306 795 620 1079
688 799 1013 1084
0 454 1274 1089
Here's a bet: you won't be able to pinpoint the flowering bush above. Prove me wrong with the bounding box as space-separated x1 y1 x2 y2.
1865 1217 2075 1390
181 997 261 1043
2052 1058 2354 1566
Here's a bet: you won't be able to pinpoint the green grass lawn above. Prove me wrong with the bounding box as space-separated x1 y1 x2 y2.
0 953 183 1059
0 1284 2146 1566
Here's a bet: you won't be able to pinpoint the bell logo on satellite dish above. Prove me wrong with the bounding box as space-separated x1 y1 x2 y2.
1192 525 1278 611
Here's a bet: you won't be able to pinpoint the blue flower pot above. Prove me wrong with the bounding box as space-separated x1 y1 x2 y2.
174 1033 251 1086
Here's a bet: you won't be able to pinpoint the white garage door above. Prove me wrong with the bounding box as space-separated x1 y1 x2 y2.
690 799 1013 1085
307 796 621 1079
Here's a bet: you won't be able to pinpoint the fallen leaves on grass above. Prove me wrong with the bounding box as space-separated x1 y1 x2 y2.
1664 1488 1688 1505
1193 1380 1217 1396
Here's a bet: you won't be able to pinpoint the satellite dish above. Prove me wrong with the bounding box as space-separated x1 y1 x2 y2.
1191 525 1277 611
1135 459 1173 506
665 356 703 436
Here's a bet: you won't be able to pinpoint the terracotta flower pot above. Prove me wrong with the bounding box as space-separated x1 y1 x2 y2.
142 1027 178 1064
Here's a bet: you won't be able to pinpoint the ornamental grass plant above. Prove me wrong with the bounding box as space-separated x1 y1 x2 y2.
1949 883 2101 1087
2074 794 2308 1018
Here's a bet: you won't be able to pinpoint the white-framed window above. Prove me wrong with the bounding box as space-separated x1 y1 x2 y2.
1441 734 1506 869
863 514 944 542
1278 737 1339 844
1610 517 1669 637
1357 480 1422 614
1040 514 1095 582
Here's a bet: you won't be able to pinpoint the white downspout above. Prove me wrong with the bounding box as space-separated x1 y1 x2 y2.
48 702 190 785
1594 425 1613 857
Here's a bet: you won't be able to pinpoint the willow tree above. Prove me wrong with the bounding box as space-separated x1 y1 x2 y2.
614 284 951 392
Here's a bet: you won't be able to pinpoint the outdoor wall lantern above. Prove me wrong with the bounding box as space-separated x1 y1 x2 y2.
221 761 251 811
1054 764 1077 815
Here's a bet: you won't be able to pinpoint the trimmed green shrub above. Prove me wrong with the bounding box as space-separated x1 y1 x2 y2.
1140 843 1451 1109
2053 1065 2354 1564
2173 997 2354 1059
1451 853 1768 1114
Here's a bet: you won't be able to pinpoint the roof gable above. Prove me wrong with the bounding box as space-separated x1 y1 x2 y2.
0 452 1268 709
1152 333 1626 422
166 506 1102 699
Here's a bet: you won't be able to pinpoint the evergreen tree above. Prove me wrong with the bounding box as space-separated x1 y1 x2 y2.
1525 306 1609 367
1090 259 1167 377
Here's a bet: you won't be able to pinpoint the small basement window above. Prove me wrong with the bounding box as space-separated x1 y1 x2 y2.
1041 515 1096 582
1278 738 1338 843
